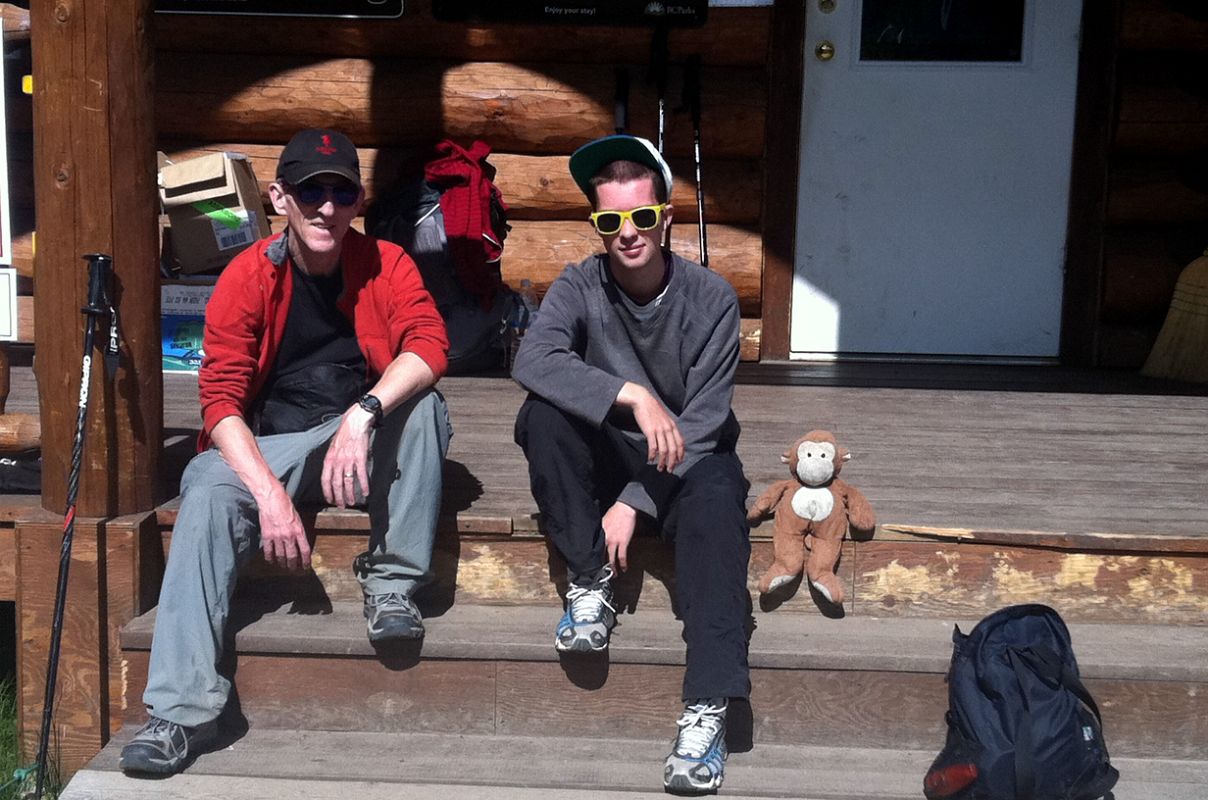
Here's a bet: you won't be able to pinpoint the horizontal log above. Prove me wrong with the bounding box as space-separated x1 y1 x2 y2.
1115 123 1208 157
153 0 770 68
1 3 29 43
161 143 762 223
1096 322 1162 370
1100 227 1203 323
1121 0 1208 52
156 55 766 158
254 215 761 316
479 219 762 316
1117 57 1208 124
0 412 39 452
7 295 33 344
739 317 760 362
1108 163 1208 224
10 231 31 279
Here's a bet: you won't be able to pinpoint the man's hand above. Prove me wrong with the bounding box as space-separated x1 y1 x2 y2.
258 487 312 572
321 405 375 507
616 382 684 472
603 501 638 572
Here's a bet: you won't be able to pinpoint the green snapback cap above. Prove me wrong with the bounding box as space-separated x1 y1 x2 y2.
568 134 674 199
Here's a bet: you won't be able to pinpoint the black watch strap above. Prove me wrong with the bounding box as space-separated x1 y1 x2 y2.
357 393 384 426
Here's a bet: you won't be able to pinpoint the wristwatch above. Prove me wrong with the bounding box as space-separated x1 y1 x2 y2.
356 393 384 427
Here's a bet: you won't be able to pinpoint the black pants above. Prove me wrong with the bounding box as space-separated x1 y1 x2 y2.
515 395 752 701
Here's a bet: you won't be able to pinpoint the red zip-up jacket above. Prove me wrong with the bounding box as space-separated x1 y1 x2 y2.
197 229 448 450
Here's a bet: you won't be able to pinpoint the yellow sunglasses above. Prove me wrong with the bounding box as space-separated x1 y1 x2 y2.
588 204 667 235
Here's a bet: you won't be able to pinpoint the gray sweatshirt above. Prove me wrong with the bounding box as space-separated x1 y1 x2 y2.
511 252 742 518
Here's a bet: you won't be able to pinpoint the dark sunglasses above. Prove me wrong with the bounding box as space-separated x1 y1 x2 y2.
292 181 360 207
588 204 666 235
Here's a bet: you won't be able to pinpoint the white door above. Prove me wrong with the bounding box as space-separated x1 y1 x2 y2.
790 0 1083 359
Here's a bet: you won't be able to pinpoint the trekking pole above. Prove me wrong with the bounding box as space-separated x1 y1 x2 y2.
649 23 669 154
683 55 708 268
614 67 629 134
33 253 118 800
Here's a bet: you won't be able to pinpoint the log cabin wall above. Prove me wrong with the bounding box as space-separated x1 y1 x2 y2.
151 0 770 360
1098 0 1208 368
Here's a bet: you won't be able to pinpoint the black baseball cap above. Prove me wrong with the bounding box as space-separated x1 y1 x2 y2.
568 134 673 198
276 128 361 187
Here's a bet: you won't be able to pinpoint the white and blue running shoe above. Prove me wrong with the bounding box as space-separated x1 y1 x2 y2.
664 698 728 793
555 565 616 653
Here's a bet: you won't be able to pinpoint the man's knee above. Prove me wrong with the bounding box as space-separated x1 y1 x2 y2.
681 453 749 506
385 388 451 452
514 395 579 450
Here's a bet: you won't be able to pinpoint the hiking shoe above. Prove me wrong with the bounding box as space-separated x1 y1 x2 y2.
664 699 728 794
555 565 616 653
364 591 424 642
118 716 217 775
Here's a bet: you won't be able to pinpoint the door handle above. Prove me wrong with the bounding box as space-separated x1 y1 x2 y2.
815 41 836 61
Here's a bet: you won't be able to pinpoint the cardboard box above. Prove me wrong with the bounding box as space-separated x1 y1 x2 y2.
161 281 215 373
159 152 270 275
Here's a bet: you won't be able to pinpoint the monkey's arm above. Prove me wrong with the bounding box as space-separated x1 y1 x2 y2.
747 480 793 523
842 482 877 532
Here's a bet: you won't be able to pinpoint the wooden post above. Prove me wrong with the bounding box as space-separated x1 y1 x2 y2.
19 0 161 774
31 0 160 516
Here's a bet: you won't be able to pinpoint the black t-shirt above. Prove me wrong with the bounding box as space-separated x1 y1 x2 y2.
256 262 368 435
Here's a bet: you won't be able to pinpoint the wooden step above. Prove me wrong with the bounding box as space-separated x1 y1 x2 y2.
64 727 1208 800
151 515 1208 624
119 602 1208 759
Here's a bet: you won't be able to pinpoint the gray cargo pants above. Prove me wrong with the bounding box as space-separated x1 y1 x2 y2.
142 388 451 727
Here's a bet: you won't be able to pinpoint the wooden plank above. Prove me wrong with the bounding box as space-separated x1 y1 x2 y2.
758 0 806 360
159 143 762 224
103 513 160 737
122 650 498 734
17 517 109 775
152 0 771 68
155 56 767 159
852 540 1208 625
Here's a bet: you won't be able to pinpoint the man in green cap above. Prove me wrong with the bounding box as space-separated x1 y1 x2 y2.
512 134 751 793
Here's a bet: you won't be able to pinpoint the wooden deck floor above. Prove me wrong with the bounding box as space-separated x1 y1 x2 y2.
7 364 1208 543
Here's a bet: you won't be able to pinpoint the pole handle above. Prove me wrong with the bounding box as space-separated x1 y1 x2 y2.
82 253 112 316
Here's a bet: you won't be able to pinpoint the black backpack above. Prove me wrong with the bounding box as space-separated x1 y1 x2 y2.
925 604 1119 800
367 178 514 374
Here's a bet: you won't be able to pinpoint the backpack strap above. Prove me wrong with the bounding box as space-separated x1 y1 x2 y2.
1007 648 1037 800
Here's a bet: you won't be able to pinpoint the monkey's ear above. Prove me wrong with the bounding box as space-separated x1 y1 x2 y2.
780 454 791 464
840 448 852 462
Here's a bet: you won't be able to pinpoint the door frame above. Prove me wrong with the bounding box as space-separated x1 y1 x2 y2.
758 0 1121 366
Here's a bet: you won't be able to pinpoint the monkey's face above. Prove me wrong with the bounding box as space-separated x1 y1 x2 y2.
795 440 837 486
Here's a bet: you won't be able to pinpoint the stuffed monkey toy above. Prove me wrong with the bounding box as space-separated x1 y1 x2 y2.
748 430 876 605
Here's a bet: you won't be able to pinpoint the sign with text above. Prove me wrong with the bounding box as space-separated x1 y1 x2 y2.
433 1 707 26
0 269 17 342
155 1 403 18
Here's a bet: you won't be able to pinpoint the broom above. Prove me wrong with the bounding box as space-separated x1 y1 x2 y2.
1142 248 1208 382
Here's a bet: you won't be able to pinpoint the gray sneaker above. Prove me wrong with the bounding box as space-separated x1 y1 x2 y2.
118 716 217 775
364 591 424 642
555 565 616 653
664 699 728 794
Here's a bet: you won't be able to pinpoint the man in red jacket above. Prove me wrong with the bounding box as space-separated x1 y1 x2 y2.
121 129 451 776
